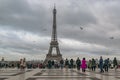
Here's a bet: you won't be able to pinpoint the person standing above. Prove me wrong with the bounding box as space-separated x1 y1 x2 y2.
99 56 104 73
81 58 87 72
51 60 55 68
95 58 99 68
17 61 20 69
104 58 109 72
20 58 26 71
76 57 81 70
20 59 23 70
65 59 69 70
70 59 74 69
113 57 118 71
88 60 92 70
23 58 26 69
91 58 96 71
60 59 64 69
48 60 52 69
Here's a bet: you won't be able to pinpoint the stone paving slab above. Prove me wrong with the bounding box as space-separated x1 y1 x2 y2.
0 70 32 76
34 69 87 76
0 69 120 80
0 78 8 80
26 77 101 80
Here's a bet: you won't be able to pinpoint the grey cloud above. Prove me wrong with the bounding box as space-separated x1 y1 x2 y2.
0 0 120 60
58 7 97 26
0 0 51 36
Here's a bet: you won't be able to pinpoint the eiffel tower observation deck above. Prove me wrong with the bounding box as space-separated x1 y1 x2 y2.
44 6 62 64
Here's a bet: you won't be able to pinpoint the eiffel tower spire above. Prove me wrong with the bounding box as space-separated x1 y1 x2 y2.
44 5 62 64
52 4 57 41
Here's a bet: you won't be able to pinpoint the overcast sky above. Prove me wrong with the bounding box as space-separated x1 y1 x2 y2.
0 0 120 61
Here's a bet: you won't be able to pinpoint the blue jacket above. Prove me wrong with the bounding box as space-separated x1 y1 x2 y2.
99 58 103 68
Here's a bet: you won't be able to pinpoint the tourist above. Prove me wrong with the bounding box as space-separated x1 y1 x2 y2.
23 58 26 69
20 59 23 70
54 61 59 68
0 57 5 69
76 57 81 70
91 58 96 71
70 59 74 69
27 62 32 69
48 60 52 69
99 56 104 73
60 59 64 69
95 58 99 68
38 63 43 69
81 58 87 72
88 60 92 70
20 58 26 71
65 59 69 70
104 58 109 72
51 60 55 68
17 61 20 69
113 57 118 71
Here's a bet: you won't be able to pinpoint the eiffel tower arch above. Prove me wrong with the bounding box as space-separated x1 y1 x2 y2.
44 6 62 64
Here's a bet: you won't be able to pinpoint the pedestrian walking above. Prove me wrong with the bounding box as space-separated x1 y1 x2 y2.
81 58 87 72
91 58 96 71
104 58 109 72
70 59 74 69
60 59 64 69
99 56 104 73
113 57 118 71
88 60 92 70
48 60 52 69
65 59 69 70
76 57 81 70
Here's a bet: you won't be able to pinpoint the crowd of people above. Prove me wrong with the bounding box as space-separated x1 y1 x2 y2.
0 56 119 73
46 56 119 73
88 56 118 72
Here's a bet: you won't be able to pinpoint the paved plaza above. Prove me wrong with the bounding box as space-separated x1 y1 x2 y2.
0 68 120 80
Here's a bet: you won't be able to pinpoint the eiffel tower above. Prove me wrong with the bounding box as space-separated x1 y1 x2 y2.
44 6 62 64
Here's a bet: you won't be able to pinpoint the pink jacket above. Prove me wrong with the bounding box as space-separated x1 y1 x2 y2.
81 60 87 69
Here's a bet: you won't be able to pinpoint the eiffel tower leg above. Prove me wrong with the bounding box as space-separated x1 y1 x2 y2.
44 46 52 64
56 46 60 54
48 46 52 55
